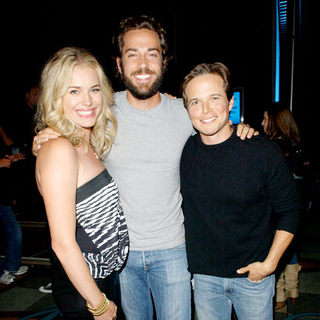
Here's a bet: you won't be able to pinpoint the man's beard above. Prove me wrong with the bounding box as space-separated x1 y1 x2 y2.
121 65 165 100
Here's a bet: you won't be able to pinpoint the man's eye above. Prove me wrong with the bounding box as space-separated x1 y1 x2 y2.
190 100 199 106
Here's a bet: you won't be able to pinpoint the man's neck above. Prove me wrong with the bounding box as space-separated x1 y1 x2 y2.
201 125 233 146
126 90 161 110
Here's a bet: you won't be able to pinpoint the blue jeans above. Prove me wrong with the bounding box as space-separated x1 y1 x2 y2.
119 243 191 320
288 251 299 264
193 273 275 320
0 205 22 275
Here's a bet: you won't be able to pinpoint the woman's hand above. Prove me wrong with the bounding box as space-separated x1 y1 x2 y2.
94 300 117 320
164 92 177 99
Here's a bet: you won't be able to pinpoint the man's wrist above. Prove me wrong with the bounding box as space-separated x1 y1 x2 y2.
262 259 277 274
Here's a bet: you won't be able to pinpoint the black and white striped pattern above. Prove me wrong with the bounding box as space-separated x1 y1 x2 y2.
76 169 129 279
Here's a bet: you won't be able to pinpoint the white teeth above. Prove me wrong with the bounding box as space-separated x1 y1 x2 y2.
202 117 216 123
77 110 94 116
135 74 151 79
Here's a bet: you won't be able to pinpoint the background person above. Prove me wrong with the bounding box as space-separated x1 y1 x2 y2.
0 125 28 285
12 85 42 219
262 103 311 310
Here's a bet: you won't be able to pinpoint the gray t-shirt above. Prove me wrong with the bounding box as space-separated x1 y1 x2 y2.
104 91 193 250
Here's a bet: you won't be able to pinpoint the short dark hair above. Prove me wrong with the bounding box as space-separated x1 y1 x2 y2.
113 15 169 60
181 62 233 106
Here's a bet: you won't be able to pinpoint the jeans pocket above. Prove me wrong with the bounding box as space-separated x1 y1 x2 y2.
246 277 267 284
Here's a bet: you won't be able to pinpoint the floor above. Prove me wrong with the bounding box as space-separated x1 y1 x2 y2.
1 203 320 319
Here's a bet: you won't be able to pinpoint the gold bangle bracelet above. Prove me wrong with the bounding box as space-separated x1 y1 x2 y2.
86 293 110 316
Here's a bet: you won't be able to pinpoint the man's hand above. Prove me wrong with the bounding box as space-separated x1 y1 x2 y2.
236 123 259 140
237 230 294 282
236 261 274 282
32 128 60 156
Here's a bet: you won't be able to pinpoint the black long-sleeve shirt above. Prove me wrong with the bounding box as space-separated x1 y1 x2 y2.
180 129 303 278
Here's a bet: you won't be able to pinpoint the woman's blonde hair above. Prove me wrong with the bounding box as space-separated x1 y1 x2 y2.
36 47 116 158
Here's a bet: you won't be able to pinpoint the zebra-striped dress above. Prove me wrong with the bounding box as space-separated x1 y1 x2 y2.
76 169 129 279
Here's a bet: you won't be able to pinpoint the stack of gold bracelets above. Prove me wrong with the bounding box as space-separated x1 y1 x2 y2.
87 293 110 316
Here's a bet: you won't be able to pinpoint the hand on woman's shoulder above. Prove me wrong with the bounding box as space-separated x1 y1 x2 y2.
36 137 78 178
38 137 75 160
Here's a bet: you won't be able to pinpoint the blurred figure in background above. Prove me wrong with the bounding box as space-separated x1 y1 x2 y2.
21 85 40 151
14 85 42 219
0 124 28 285
262 102 311 310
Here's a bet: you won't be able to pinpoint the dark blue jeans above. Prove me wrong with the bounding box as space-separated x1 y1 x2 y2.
0 204 22 275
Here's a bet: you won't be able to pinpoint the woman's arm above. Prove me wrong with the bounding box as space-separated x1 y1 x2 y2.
36 138 116 319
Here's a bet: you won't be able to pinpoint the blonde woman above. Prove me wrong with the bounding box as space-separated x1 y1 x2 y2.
35 47 129 320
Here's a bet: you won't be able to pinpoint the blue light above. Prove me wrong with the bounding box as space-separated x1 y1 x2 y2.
275 0 280 102
278 0 288 32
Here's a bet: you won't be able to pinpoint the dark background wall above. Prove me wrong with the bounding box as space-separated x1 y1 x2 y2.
2 0 318 167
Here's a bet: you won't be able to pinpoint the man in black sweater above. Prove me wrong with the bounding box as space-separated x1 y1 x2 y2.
180 62 302 320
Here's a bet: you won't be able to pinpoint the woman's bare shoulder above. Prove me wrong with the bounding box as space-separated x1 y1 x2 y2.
38 137 75 158
36 137 78 174
36 137 79 189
